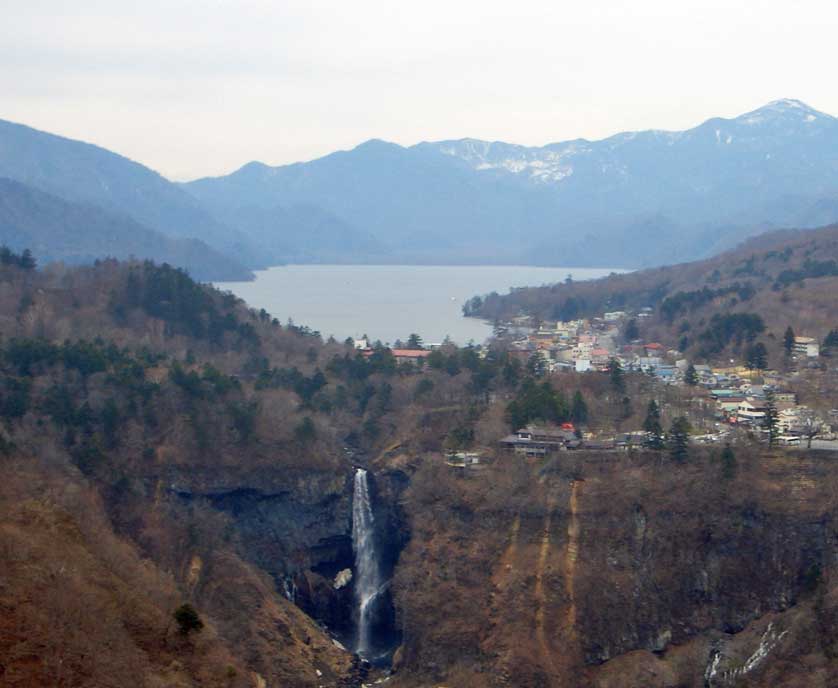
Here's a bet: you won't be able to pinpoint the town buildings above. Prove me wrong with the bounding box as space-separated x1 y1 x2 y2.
496 311 833 446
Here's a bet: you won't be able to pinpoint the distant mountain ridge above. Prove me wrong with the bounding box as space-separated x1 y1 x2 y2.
0 117 387 272
0 178 252 281
3 100 838 274
429 99 832 182
184 98 838 268
0 118 263 267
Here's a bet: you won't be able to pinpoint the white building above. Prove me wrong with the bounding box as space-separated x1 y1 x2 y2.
737 399 766 424
794 336 820 358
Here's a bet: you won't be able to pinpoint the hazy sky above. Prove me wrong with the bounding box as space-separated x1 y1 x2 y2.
3 0 837 180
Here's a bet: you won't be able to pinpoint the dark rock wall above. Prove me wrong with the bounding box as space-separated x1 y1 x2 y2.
170 463 412 654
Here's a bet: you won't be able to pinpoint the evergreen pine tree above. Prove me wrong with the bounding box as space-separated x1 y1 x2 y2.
668 416 691 462
745 342 768 371
684 363 699 386
570 390 588 424
643 400 664 449
784 326 796 356
721 443 736 480
19 249 37 270
824 329 838 355
608 358 625 393
174 604 204 635
763 390 779 446
624 319 639 342
526 352 547 378
294 417 317 444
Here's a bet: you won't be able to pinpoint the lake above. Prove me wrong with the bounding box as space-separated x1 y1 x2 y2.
216 264 618 345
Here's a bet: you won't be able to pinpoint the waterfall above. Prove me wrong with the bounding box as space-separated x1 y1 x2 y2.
352 468 382 658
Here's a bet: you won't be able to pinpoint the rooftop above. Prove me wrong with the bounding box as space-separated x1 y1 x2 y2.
391 349 432 357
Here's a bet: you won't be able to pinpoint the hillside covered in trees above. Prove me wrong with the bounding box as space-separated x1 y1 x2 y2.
5 250 838 687
469 223 838 363
0 177 253 281
0 250 559 686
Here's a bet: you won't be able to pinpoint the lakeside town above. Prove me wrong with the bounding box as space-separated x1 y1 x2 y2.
498 309 838 451
353 306 838 461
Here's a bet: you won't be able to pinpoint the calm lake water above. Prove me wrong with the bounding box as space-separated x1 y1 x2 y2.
216 265 617 345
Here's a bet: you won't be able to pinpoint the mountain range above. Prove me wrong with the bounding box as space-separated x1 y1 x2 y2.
185 98 838 268
0 178 252 280
2 98 838 276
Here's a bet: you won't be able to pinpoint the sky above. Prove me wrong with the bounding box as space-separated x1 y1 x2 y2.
3 0 837 180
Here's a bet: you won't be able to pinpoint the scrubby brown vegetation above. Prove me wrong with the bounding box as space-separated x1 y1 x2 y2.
0 258 374 686
0 457 252 687
0 255 538 686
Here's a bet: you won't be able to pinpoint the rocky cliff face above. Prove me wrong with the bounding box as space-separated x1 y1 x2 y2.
172 466 353 576
7 370 838 687
165 460 411 655
166 464 358 640
388 450 838 687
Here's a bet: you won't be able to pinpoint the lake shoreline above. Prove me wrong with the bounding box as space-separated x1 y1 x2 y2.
216 264 622 345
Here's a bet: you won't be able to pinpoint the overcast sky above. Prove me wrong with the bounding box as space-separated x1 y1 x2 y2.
3 0 837 180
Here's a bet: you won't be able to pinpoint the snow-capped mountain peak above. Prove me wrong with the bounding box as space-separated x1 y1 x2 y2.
764 98 818 112
735 98 831 126
184 98 838 270
424 99 836 186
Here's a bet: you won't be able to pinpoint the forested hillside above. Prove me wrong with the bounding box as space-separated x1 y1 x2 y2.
0 118 262 274
0 250 537 687
0 178 252 281
4 250 838 687
469 223 838 364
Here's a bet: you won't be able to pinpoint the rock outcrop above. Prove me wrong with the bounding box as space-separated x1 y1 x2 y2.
388 450 838 687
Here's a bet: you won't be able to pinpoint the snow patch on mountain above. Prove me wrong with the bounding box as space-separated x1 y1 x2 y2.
472 154 575 182
767 98 809 110
437 140 583 183
432 99 834 186
736 98 831 126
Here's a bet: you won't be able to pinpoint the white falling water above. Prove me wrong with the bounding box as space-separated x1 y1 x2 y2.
352 468 382 658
